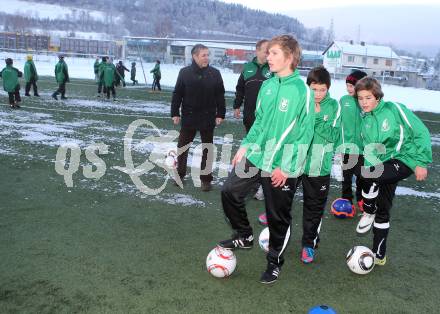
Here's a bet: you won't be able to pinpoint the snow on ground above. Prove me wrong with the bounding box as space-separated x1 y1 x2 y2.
0 0 107 22
2 51 440 114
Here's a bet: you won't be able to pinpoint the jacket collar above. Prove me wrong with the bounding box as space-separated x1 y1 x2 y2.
252 57 268 68
274 69 299 84
191 61 208 74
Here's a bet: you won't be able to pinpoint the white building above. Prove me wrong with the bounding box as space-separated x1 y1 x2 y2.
323 41 399 75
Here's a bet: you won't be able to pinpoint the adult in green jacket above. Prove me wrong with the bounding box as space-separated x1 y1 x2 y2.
24 55 39 97
52 55 69 100
150 60 161 91
355 77 432 266
337 70 367 211
0 58 23 108
233 40 272 133
219 35 315 284
100 60 117 100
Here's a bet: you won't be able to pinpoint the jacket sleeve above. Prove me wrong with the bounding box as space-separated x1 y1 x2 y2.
215 71 226 119
278 86 315 176
241 88 264 148
402 105 432 168
233 72 245 109
171 69 184 117
314 99 341 144
15 68 23 78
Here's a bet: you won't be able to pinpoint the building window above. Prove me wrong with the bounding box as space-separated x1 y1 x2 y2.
385 59 392 67
373 58 379 65
348 55 355 63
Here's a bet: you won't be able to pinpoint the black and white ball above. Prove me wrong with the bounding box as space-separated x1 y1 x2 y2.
346 246 375 275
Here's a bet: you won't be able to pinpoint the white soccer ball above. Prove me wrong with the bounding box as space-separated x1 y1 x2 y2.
346 246 375 275
206 246 237 278
164 150 177 168
258 227 270 253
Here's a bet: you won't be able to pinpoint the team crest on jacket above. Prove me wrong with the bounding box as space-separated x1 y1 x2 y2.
381 118 390 132
324 115 329 121
264 71 272 78
279 98 289 112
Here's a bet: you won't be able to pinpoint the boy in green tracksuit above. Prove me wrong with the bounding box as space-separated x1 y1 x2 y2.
355 77 432 266
218 35 315 284
337 70 367 212
52 55 69 100
101 59 117 101
24 55 39 97
0 58 23 108
300 66 340 264
150 60 161 91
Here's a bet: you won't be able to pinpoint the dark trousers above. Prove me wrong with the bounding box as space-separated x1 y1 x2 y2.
342 154 364 203
54 82 66 97
105 84 116 98
8 86 21 105
98 81 107 94
25 79 38 95
177 127 214 183
361 159 413 258
222 159 262 237
152 77 161 91
131 79 138 85
262 175 299 267
301 175 330 249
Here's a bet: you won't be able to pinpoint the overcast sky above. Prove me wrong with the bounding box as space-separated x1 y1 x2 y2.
220 0 440 56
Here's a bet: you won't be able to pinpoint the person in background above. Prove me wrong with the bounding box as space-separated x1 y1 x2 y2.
24 54 39 97
115 60 129 87
233 39 271 212
171 44 225 192
52 55 69 100
151 60 161 91
0 58 23 108
131 62 138 85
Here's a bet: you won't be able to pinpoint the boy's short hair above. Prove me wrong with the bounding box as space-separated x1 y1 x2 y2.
256 39 269 50
306 66 331 88
5 58 13 65
191 44 209 56
268 35 301 70
354 77 384 100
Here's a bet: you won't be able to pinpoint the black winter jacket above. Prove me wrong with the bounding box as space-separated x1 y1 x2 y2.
171 62 226 130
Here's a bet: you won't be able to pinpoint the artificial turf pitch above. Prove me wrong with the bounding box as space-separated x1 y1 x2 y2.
0 77 439 313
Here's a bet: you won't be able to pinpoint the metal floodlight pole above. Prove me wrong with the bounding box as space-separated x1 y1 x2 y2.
136 41 148 87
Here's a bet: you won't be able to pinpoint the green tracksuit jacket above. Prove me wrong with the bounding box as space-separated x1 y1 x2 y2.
241 70 315 176
24 60 38 83
102 63 117 88
55 60 69 84
303 93 341 176
361 100 432 170
339 94 363 154
0 65 21 92
150 64 161 79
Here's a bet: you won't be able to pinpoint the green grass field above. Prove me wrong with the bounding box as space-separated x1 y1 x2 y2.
1 77 439 313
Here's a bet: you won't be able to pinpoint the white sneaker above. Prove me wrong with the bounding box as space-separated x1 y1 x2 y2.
356 212 375 235
254 185 264 201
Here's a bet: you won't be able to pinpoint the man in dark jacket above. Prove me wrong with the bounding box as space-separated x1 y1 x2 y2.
115 60 129 87
171 44 226 191
233 39 271 133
